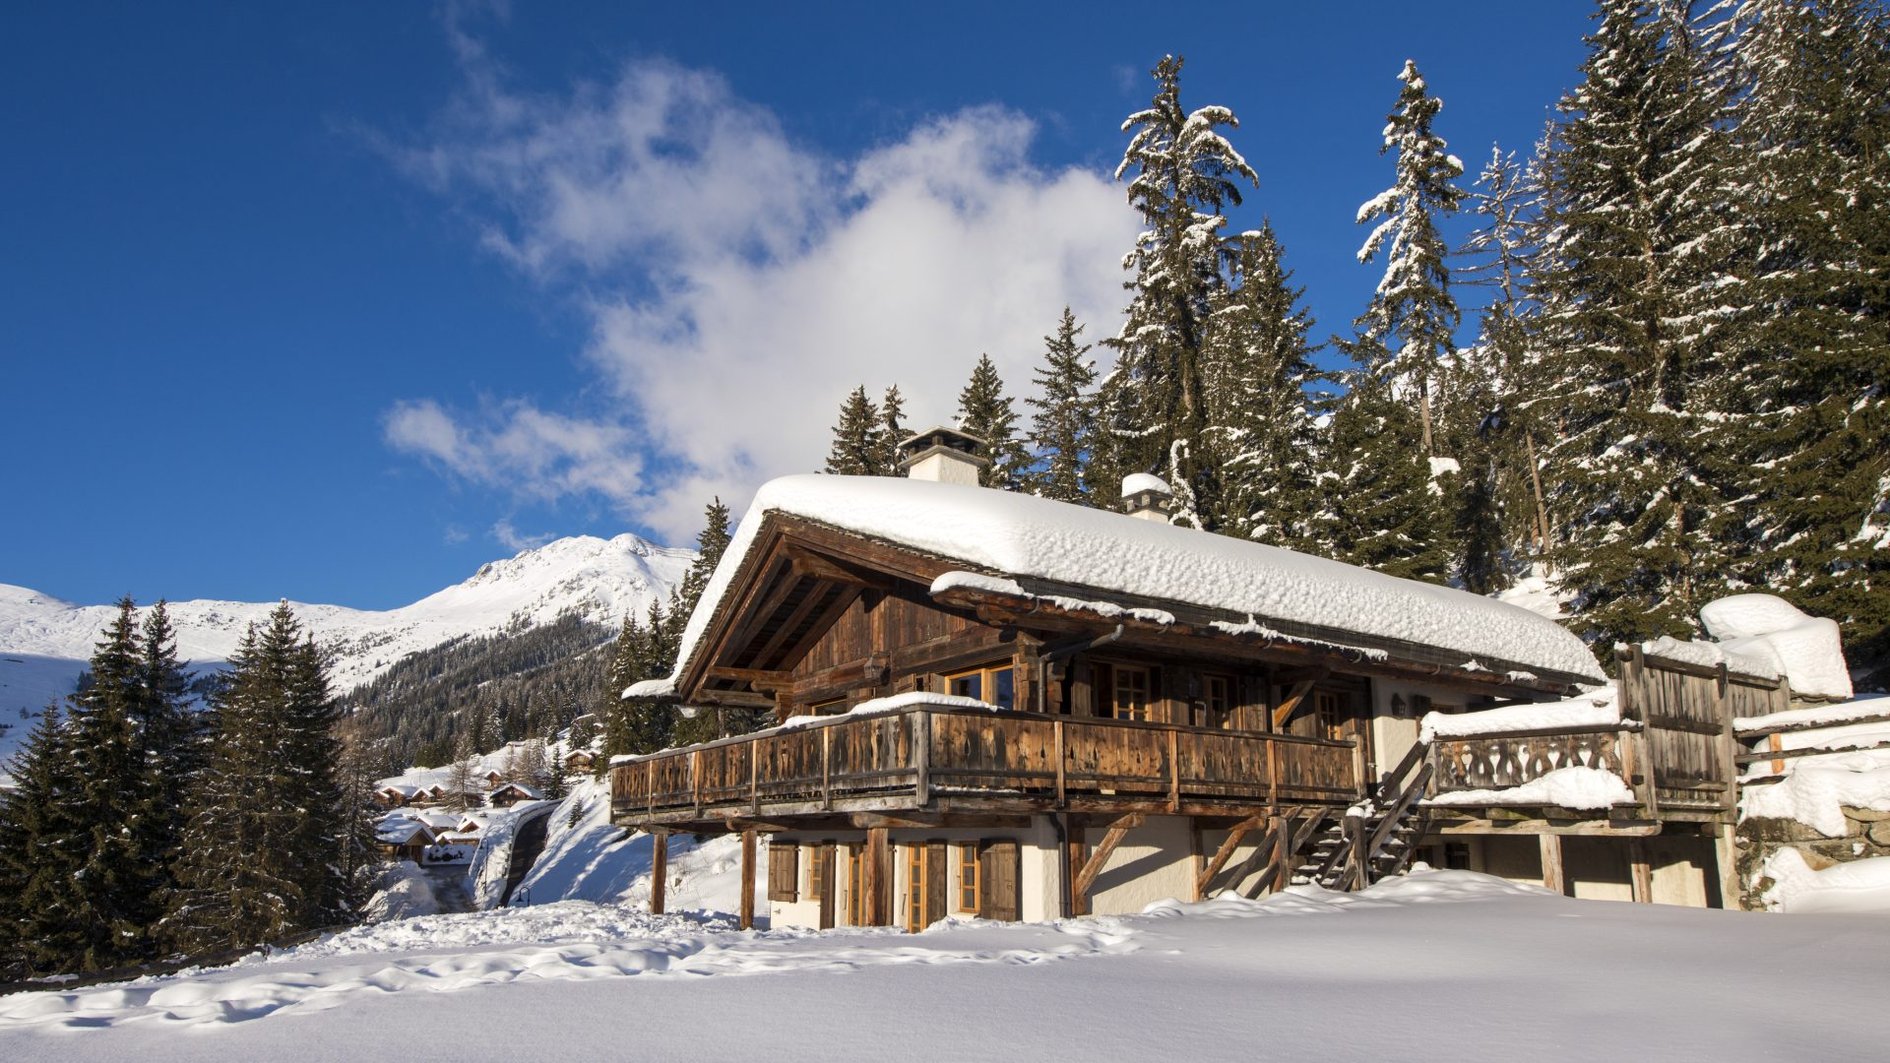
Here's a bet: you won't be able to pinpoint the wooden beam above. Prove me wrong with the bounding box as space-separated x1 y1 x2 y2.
784 543 895 590
1427 817 1662 837
1071 813 1146 900
1539 833 1565 895
739 829 757 930
1629 838 1653 903
1065 819 1087 917
650 830 669 916
1195 815 1267 895
1271 679 1319 730
864 826 889 926
705 666 794 689
744 580 840 671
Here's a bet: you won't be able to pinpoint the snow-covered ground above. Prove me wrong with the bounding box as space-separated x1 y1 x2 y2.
2 870 1884 1062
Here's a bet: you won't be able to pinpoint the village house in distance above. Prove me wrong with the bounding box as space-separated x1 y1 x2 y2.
615 428 1846 931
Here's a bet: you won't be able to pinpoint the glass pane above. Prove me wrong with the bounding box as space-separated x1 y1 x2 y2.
950 674 982 700
992 668 1014 710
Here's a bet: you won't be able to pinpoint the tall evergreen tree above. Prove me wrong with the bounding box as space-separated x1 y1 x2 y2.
1024 308 1098 504
1202 224 1327 547
1721 0 1890 678
1312 381 1450 582
824 386 883 475
1101 54 1258 508
1353 59 1465 456
0 704 86 976
955 354 1030 489
1532 0 1742 647
163 604 359 953
875 385 908 476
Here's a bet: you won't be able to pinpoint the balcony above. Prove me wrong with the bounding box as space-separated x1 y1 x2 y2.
610 698 1361 829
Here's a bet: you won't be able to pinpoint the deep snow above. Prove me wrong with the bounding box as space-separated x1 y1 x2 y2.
1 870 1883 1062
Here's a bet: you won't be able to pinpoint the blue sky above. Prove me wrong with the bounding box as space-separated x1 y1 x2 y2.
1 2 1594 611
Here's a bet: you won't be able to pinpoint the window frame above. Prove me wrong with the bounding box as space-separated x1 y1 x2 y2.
957 844 980 913
944 662 1017 711
1109 664 1152 722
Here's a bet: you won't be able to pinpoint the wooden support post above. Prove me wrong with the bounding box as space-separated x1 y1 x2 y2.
691 749 702 816
1071 813 1145 901
1066 819 1087 917
1346 810 1369 892
1538 833 1565 895
739 829 757 930
1166 729 1181 812
821 726 833 810
914 711 932 808
1053 720 1066 806
650 830 669 916
1628 838 1653 904
1715 823 1741 910
864 826 889 926
1189 822 1206 902
1266 739 1279 807
1768 732 1785 777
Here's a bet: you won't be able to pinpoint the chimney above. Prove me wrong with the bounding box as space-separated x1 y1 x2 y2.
1121 473 1174 522
899 426 990 485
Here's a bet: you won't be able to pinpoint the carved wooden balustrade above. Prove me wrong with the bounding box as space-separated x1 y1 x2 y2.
610 699 1360 829
1426 727 1629 794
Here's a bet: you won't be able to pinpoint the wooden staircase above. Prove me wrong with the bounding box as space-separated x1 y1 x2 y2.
1294 742 1433 891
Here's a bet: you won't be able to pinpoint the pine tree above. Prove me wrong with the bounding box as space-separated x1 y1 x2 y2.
1353 59 1465 457
674 496 734 622
1532 0 1742 646
1312 380 1450 582
1102 54 1258 507
955 354 1030 489
1202 224 1327 547
163 604 359 952
876 385 908 476
0 704 86 976
1721 0 1890 678
61 599 160 968
825 386 884 475
1024 308 1098 504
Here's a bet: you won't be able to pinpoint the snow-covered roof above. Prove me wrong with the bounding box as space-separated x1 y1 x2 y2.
656 475 1603 695
490 782 541 799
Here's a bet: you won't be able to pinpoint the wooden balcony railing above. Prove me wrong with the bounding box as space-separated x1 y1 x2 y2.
1426 726 1631 795
610 700 1360 827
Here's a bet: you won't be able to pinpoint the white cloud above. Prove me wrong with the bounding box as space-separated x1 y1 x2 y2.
388 45 1137 543
491 519 556 552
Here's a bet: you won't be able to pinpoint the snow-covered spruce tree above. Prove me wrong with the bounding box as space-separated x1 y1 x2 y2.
1532 0 1742 647
1455 143 1554 568
60 599 166 969
1202 223 1328 548
955 354 1031 489
0 704 87 977
824 386 883 475
1100 55 1257 518
1311 376 1450 582
164 605 359 953
1720 0 1890 678
601 611 669 757
875 384 908 477
1024 307 1098 504
446 725 481 813
1353 59 1464 458
130 601 203 923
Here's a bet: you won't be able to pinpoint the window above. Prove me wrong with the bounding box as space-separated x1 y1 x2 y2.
958 844 980 913
946 664 1016 711
1203 674 1235 729
768 844 799 902
1314 690 1346 742
810 697 847 716
1111 665 1151 721
845 845 865 926
804 843 826 898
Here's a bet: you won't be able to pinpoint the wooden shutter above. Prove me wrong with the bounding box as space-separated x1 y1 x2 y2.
979 840 1021 921
924 842 948 927
768 843 800 902
817 844 836 930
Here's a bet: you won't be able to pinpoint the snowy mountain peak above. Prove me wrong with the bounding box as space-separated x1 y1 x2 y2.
0 533 695 740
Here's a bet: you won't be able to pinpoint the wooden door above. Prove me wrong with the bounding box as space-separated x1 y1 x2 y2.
925 842 947 927
845 844 864 926
979 840 1021 921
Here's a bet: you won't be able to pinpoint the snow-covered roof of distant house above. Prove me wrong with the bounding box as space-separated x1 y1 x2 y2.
641 475 1603 697
376 820 435 845
378 783 422 797
490 782 541 799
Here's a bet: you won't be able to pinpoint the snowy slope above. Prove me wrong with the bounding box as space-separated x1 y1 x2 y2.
0 534 693 778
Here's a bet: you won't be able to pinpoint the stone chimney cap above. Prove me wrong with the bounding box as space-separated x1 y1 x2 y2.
1120 472 1172 499
898 425 992 470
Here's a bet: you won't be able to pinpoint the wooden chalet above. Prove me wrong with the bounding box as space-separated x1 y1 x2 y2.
612 429 1790 931
376 818 438 863
487 781 541 808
